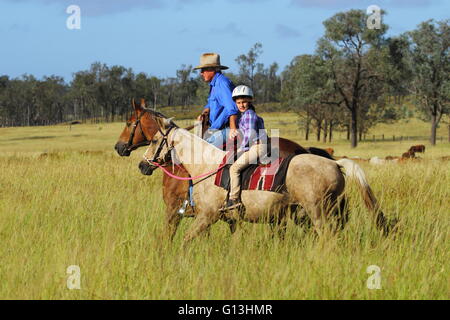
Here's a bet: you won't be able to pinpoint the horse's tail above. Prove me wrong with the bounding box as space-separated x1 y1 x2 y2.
336 158 395 234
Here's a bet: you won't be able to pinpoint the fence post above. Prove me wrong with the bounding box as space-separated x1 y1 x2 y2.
393 135 395 141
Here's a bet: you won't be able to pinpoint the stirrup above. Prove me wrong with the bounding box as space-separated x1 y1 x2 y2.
219 200 245 222
178 200 194 218
219 199 242 212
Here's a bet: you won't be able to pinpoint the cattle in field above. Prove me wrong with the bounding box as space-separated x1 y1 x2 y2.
402 151 416 159
324 148 335 156
409 145 425 153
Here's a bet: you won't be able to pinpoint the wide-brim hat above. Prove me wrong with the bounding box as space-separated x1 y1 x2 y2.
193 53 229 70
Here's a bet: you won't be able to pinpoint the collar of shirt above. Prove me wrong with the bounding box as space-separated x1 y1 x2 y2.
209 72 222 88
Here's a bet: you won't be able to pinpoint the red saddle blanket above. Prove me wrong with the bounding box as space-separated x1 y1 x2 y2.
214 154 296 194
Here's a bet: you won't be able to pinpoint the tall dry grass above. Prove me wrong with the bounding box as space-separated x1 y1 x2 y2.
0 118 448 299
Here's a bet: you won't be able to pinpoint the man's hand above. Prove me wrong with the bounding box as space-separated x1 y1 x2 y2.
229 128 239 140
197 109 210 122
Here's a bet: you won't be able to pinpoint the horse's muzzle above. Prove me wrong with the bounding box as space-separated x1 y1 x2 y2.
115 142 131 157
139 160 156 176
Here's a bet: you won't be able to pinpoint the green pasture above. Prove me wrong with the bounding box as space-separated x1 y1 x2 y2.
0 115 448 299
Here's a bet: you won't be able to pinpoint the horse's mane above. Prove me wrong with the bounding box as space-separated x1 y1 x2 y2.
143 108 166 119
143 108 179 129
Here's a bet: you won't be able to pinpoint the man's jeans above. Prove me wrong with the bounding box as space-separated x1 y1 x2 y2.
204 128 230 149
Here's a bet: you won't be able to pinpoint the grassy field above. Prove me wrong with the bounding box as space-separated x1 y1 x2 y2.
0 115 449 299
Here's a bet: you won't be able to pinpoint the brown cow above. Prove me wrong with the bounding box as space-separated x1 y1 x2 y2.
324 148 335 156
385 156 399 160
402 150 416 159
409 145 425 153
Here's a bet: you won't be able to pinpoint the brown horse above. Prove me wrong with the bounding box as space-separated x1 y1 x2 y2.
115 100 315 239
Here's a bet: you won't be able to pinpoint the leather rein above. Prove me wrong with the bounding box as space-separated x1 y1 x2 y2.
143 125 228 183
125 110 153 151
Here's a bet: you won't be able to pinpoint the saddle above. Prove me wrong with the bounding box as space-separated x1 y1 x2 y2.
214 153 296 194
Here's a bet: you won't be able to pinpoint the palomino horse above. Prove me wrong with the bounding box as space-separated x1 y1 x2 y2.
141 114 392 242
114 99 311 240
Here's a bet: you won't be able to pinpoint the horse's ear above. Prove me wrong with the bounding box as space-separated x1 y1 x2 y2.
131 98 143 114
163 117 174 127
140 98 146 108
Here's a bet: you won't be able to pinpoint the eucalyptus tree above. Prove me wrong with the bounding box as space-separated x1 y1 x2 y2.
282 54 341 141
34 76 67 125
316 9 389 148
235 42 263 95
176 64 198 110
406 19 449 145
70 71 97 120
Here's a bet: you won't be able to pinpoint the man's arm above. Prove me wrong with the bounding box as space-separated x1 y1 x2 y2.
215 80 239 136
216 79 238 116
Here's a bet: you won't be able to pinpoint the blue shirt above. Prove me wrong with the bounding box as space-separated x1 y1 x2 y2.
238 108 267 151
204 73 238 130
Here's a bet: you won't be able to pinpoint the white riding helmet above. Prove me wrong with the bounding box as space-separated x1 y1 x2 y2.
232 85 253 100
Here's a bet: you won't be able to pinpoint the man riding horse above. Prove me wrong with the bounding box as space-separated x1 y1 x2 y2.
194 53 240 146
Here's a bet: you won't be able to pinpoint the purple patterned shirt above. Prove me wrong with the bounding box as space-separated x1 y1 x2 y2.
238 109 266 151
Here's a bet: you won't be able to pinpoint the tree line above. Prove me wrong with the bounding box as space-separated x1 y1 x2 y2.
0 10 448 147
0 54 281 126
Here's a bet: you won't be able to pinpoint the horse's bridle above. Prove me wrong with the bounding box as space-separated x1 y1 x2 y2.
147 125 176 165
125 111 152 151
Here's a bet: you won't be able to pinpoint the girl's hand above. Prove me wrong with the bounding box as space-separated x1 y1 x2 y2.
229 128 239 140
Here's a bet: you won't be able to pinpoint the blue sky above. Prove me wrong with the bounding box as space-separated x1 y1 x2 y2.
0 0 448 82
